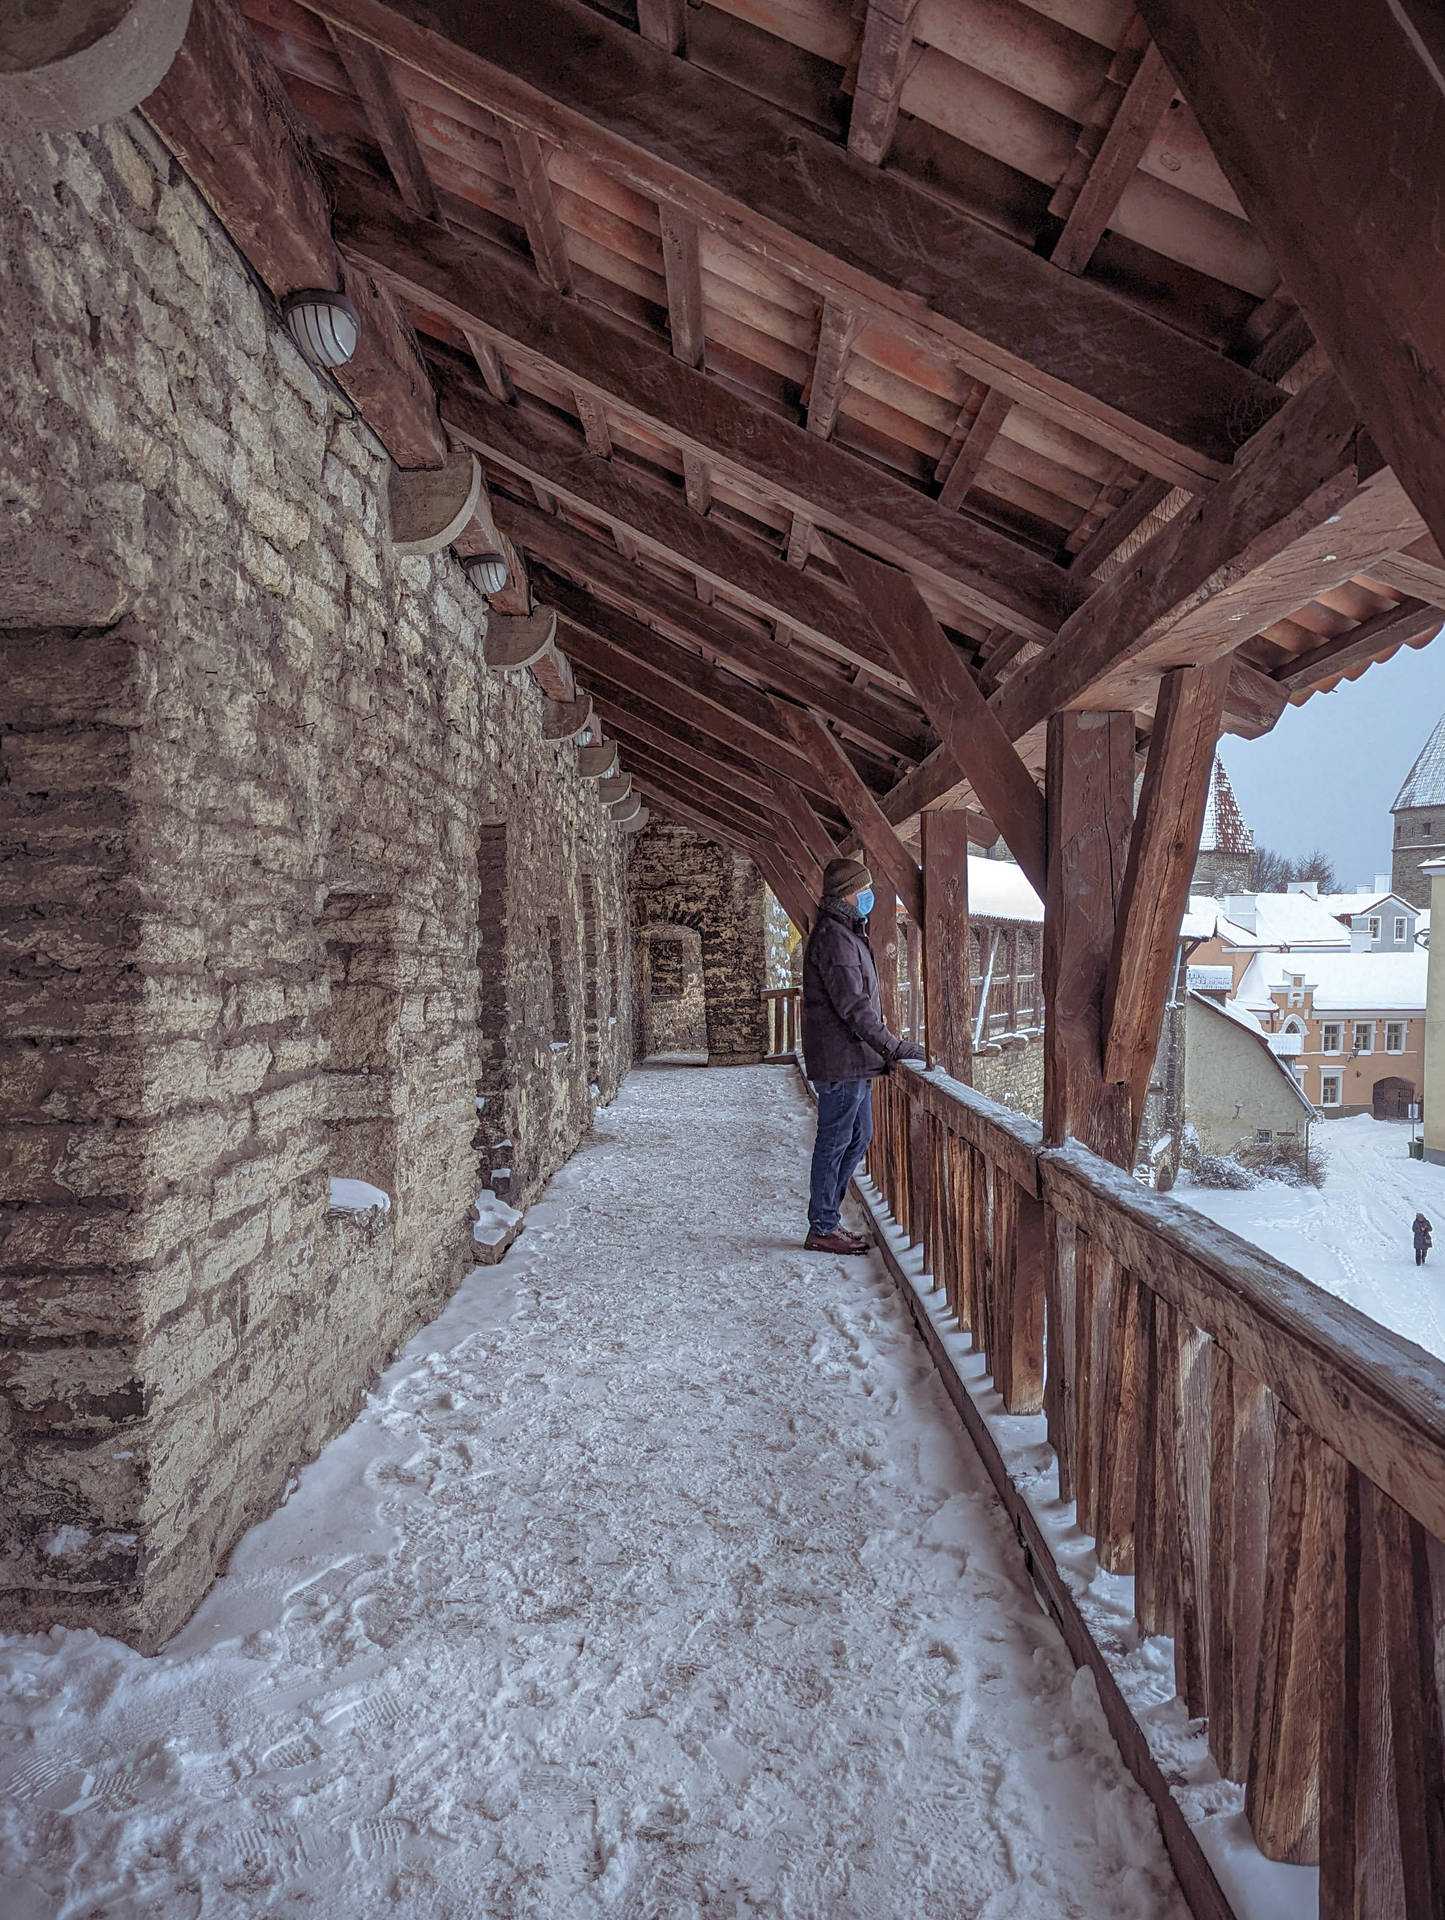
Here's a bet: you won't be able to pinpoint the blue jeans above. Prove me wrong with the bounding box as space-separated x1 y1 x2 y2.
808 1079 874 1234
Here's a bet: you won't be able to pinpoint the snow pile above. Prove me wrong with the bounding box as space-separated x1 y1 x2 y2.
471 1186 522 1249
327 1177 390 1214
1181 1112 1445 1362
0 1067 1185 1920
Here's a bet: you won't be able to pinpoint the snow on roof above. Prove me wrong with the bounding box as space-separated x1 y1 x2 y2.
1236 949 1429 1013
968 856 1043 923
1203 891 1353 948
1316 890 1415 921
1184 898 1268 945
1197 754 1252 854
1392 710 1445 812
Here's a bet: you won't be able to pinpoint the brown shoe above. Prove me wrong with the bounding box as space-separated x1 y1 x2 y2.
804 1228 870 1255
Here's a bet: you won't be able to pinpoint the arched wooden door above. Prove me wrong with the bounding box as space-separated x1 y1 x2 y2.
1372 1075 1415 1119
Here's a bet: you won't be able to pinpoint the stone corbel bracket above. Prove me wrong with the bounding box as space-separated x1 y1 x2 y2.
0 0 193 136
599 773 633 810
612 795 645 829
483 605 557 670
389 449 482 557
619 805 649 834
543 692 593 742
577 738 619 779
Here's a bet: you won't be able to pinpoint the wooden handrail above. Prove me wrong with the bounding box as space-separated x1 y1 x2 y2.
867 1058 1445 1908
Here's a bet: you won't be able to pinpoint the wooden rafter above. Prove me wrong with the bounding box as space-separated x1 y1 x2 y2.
847 0 921 167
327 24 442 220
305 0 1283 485
1050 42 1177 277
496 122 572 292
144 0 446 468
774 704 924 924
1136 0 1445 555
332 172 1083 639
1275 598 1442 696
487 496 927 760
805 297 859 440
589 692 830 824
831 541 1047 894
936 387 1013 514
658 205 706 371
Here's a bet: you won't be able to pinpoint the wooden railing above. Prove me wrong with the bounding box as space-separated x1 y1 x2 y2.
868 1063 1445 1919
763 987 801 1062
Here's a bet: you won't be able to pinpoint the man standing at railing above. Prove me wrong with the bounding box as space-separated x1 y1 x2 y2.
801 857 926 1255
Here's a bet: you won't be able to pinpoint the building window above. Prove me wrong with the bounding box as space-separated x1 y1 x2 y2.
1321 1022 1342 1053
1256 1129 1272 1145
1288 991 1304 1007
1422 821 1434 839
1321 1070 1343 1106
1353 1021 1374 1053
1386 1021 1406 1053
1395 916 1407 942
1368 915 1381 940
1292 1062 1308 1087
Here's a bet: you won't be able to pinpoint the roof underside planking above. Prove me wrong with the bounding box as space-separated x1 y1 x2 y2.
168 0 1445 866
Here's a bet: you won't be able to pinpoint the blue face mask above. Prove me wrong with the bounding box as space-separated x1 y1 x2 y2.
854 888 875 916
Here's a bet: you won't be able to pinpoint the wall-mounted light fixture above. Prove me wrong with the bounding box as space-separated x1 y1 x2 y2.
281 290 361 369
466 552 510 595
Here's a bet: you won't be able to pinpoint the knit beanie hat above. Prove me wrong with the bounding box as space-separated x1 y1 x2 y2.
822 856 872 897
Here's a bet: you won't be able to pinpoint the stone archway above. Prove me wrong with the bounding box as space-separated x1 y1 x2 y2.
641 924 707 1058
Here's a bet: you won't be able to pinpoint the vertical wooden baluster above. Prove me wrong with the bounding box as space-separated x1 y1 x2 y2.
991 1174 1045 1414
1247 1409 1346 1864
1072 1230 1111 1539
1134 1285 1172 1637
1207 1352 1275 1782
1159 1298 1211 1715
946 1133 970 1333
973 1151 995 1361
1043 1205 1077 1502
933 1117 950 1304
1319 1469 1445 1919
1094 1265 1146 1574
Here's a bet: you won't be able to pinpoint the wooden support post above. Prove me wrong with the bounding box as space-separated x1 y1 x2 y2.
921 808 971 1081
1042 710 1134 1165
1247 1409 1347 1864
1103 661 1230 1148
871 880 900 1030
1209 1354 1276 1783
773 702 924 925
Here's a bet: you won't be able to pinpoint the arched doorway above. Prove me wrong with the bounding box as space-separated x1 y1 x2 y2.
1372 1075 1415 1120
642 925 706 1059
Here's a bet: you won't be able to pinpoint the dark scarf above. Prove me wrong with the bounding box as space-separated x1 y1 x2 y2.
819 893 867 932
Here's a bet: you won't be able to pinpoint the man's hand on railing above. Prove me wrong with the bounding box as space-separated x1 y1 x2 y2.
890 1042 927 1066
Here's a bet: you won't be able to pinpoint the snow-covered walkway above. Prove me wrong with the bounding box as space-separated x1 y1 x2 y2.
1 1065 1184 1919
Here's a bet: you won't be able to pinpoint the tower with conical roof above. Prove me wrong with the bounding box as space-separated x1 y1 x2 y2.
1192 754 1253 895
1391 712 1445 907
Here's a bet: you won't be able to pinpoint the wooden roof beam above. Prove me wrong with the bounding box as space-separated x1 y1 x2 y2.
936 386 1013 514
143 0 446 468
804 297 860 441
847 0 922 168
1136 0 1445 558
488 494 929 761
1049 41 1177 277
831 541 1048 897
1275 598 1442 697
437 359 925 686
327 23 443 221
304 0 1282 486
557 616 861 808
333 171 1082 640
774 703 924 925
496 122 572 293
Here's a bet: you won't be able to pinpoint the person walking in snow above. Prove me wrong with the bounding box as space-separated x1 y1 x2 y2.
800 857 926 1255
1414 1212 1433 1266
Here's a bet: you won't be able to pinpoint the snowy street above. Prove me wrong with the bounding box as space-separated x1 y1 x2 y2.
1 1064 1183 1919
1180 1115 1445 1364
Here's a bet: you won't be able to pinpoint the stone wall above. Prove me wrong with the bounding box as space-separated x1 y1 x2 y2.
629 822 766 1066
971 1038 1045 1119
0 116 632 1648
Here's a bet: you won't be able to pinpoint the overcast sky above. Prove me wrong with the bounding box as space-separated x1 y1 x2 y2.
1217 635 1445 888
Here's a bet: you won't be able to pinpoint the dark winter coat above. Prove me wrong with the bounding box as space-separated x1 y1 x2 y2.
1414 1214 1433 1252
801 896 911 1082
